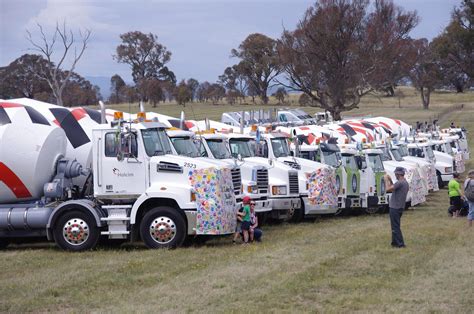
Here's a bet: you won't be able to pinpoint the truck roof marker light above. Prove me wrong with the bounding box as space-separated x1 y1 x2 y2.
251 124 258 132
137 112 146 121
114 111 124 120
315 138 321 144
345 138 349 144
362 138 366 143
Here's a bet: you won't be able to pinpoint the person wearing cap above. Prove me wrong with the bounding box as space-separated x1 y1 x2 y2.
448 173 464 218
384 167 409 248
233 196 250 244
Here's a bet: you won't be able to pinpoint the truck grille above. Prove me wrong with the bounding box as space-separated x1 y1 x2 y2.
256 168 268 193
289 172 299 194
231 168 242 196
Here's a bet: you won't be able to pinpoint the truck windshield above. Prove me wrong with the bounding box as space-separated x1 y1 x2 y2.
381 147 392 161
142 128 173 157
229 138 255 158
390 148 404 161
341 155 358 170
322 151 340 167
271 138 290 158
170 136 200 157
206 139 232 159
445 143 453 154
399 145 409 157
425 146 435 159
368 154 384 171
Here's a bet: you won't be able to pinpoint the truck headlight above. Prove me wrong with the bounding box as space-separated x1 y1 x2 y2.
247 184 258 194
445 167 452 173
272 185 287 195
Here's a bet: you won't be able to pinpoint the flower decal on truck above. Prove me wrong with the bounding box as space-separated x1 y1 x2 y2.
188 167 237 235
306 167 338 207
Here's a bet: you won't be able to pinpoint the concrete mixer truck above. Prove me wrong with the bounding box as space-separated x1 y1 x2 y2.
0 104 238 251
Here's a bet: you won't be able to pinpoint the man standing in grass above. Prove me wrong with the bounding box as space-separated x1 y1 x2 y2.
464 169 474 227
384 167 409 248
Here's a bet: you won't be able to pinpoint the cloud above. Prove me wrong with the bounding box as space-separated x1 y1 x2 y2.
25 0 113 33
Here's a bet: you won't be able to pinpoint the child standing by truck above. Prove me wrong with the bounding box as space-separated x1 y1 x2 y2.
240 196 252 244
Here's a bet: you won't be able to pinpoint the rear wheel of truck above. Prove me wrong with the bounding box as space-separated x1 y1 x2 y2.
0 239 9 249
53 211 100 251
140 207 186 249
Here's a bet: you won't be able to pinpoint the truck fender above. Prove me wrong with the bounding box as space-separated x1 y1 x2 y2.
46 199 104 241
130 190 194 225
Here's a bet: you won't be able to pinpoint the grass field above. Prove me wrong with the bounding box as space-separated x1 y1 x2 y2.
1 89 473 312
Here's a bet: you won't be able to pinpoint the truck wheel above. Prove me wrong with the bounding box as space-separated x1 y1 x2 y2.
0 239 9 249
53 211 99 251
289 206 304 223
140 207 186 249
365 207 380 215
437 172 444 188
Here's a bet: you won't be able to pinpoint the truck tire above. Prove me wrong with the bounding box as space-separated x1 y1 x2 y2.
437 171 444 188
365 206 381 215
0 239 9 250
140 207 186 249
289 205 304 223
53 210 100 251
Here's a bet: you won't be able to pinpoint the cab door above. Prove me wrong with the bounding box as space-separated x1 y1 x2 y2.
96 131 147 198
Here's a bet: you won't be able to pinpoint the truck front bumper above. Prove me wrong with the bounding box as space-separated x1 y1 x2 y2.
302 196 338 215
269 197 301 220
253 199 272 213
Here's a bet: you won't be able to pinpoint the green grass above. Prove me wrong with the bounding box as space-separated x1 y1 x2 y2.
1 89 473 312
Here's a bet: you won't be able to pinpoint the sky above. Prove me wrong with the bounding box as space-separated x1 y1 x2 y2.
0 0 462 86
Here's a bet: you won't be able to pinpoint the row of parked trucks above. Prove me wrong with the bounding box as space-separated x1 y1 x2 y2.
0 100 469 251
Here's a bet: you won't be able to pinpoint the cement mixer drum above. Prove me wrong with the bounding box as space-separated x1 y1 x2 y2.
0 106 67 203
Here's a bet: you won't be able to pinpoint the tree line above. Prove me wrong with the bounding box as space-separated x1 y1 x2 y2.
0 0 472 119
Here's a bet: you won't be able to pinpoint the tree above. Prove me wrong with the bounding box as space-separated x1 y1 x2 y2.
174 80 192 107
432 1 473 80
0 54 51 99
365 0 419 95
409 39 442 109
62 72 101 107
114 31 173 85
196 81 211 102
26 22 91 106
273 87 288 104
186 78 199 102
231 33 281 104
277 0 419 120
138 79 165 107
109 74 126 103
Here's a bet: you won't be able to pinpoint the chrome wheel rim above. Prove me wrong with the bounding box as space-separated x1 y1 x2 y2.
63 218 89 246
149 216 177 245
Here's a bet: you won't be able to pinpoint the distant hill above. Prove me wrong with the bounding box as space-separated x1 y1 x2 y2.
86 76 111 100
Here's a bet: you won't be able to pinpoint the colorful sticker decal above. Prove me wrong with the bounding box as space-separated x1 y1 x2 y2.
306 167 338 207
455 153 465 173
188 167 237 235
418 166 430 196
425 164 439 191
406 168 426 206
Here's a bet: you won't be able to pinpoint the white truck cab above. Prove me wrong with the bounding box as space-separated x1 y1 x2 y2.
356 147 388 213
377 144 426 206
195 132 272 215
257 132 339 220
397 142 439 191
165 129 243 202
225 133 301 220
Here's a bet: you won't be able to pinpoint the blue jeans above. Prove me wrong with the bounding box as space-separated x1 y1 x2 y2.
468 201 474 221
389 207 405 247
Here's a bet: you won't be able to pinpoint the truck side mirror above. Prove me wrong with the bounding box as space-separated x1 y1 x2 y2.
237 153 243 161
290 151 294 156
